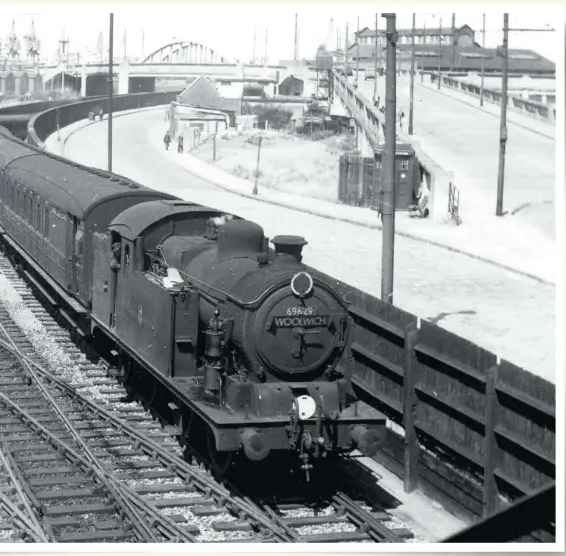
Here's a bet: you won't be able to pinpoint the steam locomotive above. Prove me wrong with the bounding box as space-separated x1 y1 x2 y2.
0 127 386 479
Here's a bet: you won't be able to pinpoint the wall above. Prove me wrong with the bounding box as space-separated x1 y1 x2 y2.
28 91 181 148
431 73 556 124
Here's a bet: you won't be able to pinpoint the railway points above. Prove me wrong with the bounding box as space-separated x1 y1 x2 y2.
0 254 424 544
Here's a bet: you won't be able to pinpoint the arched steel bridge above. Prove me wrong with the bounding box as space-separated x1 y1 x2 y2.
142 40 239 65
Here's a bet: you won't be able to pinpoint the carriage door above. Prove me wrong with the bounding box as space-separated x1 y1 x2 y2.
72 218 85 298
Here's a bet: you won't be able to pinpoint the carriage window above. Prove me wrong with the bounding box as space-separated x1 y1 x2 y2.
44 206 50 237
74 222 84 257
36 200 42 231
124 244 131 268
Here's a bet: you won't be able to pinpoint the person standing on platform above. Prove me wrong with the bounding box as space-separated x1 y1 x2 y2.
177 133 184 154
164 130 171 150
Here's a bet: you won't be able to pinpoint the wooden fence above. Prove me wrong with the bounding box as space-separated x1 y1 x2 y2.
314 268 555 521
338 154 377 208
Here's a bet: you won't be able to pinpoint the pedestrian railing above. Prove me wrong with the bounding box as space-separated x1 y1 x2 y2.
448 182 462 225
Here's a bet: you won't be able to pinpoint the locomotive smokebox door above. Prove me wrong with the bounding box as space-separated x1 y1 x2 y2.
248 275 348 381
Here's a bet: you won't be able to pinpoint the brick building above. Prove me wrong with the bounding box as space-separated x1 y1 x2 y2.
347 23 555 75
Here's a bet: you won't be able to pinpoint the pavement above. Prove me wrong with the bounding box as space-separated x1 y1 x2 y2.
45 110 555 381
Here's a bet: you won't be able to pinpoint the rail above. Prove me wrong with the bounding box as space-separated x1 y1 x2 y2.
430 74 556 124
27 91 181 149
0 334 291 542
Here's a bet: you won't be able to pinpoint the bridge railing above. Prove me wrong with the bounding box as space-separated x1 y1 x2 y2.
331 70 455 222
28 91 181 149
430 73 556 124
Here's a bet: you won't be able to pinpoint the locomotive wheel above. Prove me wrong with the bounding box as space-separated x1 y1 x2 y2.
141 382 157 408
116 360 132 385
206 427 233 479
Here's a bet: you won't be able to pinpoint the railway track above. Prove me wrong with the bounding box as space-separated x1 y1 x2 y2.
0 254 418 544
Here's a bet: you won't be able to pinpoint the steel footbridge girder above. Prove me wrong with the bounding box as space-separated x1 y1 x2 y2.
141 40 238 65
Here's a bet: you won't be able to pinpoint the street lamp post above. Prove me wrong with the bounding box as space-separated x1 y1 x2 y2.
108 13 114 173
409 13 416 135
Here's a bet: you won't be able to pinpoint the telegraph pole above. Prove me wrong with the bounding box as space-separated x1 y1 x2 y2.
108 13 114 173
356 16 360 86
421 22 425 82
252 26 256 64
373 13 379 100
496 14 509 217
437 17 442 89
344 22 349 77
450 13 456 71
264 28 268 65
294 13 299 61
480 13 485 106
409 13 415 135
495 18 554 216
381 13 397 304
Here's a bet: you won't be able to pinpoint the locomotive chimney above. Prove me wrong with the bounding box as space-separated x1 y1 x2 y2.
271 235 308 263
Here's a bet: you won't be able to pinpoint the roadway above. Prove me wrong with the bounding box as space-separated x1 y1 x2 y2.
356 75 555 239
48 109 555 381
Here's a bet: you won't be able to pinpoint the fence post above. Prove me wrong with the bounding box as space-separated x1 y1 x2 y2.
253 135 263 195
483 364 500 517
403 321 419 493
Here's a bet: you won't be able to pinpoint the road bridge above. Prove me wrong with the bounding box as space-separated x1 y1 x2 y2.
331 69 555 241
0 39 286 98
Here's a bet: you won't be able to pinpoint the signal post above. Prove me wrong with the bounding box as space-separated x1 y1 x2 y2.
381 13 397 305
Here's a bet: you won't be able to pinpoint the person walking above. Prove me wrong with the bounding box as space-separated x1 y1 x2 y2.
164 130 171 151
177 132 184 154
398 108 405 131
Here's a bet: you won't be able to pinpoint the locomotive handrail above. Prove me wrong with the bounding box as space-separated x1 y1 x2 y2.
148 252 352 311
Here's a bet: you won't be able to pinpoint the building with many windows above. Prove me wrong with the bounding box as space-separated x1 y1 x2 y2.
354 23 476 48
345 22 554 76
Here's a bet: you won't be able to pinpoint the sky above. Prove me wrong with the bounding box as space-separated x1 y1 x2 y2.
0 3 562 64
